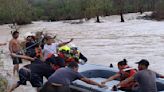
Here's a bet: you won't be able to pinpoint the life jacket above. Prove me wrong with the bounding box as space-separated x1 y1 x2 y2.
58 51 76 65
58 52 65 59
35 47 43 58
119 65 137 89
65 57 76 65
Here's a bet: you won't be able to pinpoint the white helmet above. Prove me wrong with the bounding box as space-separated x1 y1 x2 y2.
24 32 35 38
69 43 78 50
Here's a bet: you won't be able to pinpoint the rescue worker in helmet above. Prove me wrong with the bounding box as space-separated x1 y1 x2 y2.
58 45 87 65
69 46 87 64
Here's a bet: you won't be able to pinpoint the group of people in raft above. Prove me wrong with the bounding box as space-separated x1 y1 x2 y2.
0 30 163 92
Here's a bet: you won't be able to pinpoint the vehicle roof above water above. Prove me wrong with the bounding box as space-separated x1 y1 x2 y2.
74 64 164 92
73 78 124 92
78 64 119 73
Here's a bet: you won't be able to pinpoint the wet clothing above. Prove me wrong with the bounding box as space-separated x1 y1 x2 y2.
12 57 22 64
48 67 84 86
29 61 55 79
25 41 36 57
134 69 160 92
17 59 55 87
120 68 137 81
119 66 137 90
40 67 84 92
18 68 43 87
12 53 22 64
26 41 43 58
43 43 59 59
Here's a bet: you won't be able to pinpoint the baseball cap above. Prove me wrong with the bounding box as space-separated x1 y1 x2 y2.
24 32 35 38
136 59 149 67
45 35 53 40
45 55 57 65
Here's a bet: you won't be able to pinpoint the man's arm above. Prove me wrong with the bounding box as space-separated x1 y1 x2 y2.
116 76 135 88
10 53 35 61
9 41 13 53
80 77 106 88
101 73 120 84
0 43 6 46
58 38 73 47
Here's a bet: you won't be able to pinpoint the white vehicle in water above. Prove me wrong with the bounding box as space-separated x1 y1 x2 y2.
70 64 164 92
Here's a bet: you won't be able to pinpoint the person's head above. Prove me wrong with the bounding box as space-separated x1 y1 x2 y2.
45 36 54 45
117 59 128 70
26 36 33 42
12 31 19 39
45 56 57 68
136 59 149 70
67 61 79 72
70 47 78 54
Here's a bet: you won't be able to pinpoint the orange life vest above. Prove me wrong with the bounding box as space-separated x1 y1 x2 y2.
35 47 43 58
119 66 137 89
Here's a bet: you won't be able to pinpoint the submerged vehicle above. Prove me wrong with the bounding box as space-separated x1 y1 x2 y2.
70 64 164 92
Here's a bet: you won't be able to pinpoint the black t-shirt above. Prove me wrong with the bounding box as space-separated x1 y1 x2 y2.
25 59 55 79
26 41 36 50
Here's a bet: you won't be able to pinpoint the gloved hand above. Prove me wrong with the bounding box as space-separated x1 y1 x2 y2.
79 60 86 65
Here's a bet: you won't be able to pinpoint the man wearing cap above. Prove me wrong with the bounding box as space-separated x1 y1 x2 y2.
116 59 164 92
43 35 73 60
8 53 56 92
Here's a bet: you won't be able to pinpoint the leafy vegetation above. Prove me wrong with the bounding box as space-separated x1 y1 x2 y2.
0 75 8 92
0 0 163 25
152 0 164 20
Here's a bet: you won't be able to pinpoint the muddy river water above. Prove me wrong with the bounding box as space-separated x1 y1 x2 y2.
0 13 164 92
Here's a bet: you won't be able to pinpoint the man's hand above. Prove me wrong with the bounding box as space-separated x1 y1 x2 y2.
3 43 7 45
101 81 106 85
0 43 7 46
98 84 107 88
69 38 74 42
10 53 17 57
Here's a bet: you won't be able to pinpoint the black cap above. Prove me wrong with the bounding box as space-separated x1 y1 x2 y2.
71 47 78 50
45 55 57 65
136 59 149 67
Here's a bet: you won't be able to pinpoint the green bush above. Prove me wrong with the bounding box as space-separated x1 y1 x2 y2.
0 0 32 25
0 0 162 24
152 0 164 20
0 75 8 92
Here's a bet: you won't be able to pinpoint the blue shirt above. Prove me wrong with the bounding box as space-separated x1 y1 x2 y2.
48 67 84 86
